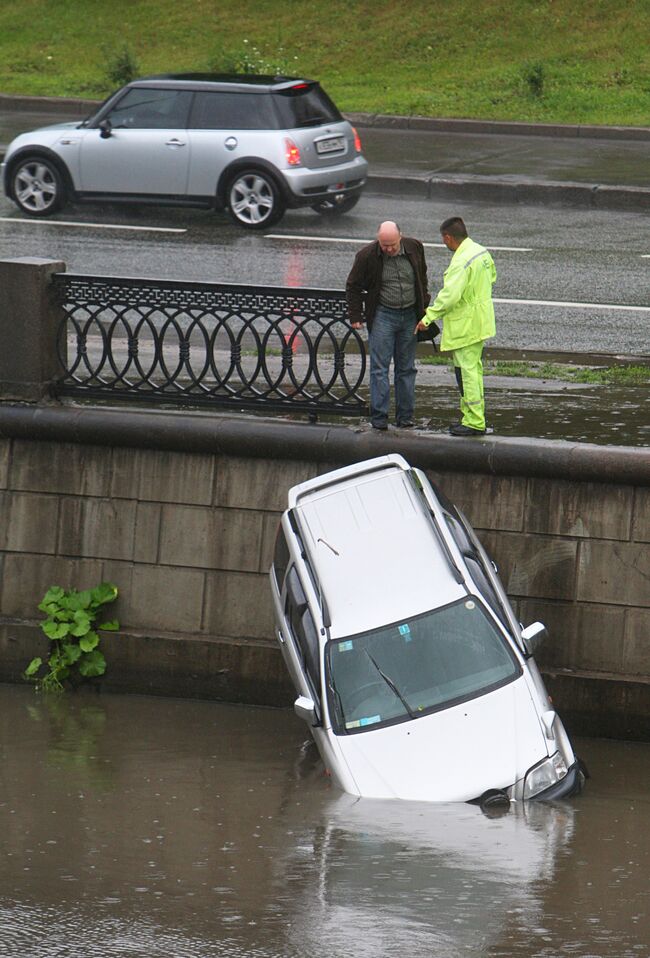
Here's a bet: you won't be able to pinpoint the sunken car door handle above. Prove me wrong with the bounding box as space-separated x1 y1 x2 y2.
165 139 186 148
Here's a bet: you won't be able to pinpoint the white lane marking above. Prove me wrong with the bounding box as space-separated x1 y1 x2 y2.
265 233 532 252
0 217 186 234
495 297 650 313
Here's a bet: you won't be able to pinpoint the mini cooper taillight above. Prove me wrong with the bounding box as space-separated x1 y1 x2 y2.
285 138 301 166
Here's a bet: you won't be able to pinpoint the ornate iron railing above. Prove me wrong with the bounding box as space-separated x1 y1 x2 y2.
52 274 368 416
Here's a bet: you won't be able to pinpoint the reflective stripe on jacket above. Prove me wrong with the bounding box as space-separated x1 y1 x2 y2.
423 237 496 351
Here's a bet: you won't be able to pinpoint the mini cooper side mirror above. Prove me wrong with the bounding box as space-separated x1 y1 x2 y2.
520 621 548 656
99 119 113 139
294 695 317 725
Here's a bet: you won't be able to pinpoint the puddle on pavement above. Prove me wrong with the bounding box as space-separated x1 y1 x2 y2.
1 684 650 958
314 377 650 446
417 381 650 446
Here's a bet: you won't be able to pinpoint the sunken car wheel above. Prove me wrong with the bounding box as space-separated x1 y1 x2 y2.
227 169 285 230
11 156 65 216
311 194 361 216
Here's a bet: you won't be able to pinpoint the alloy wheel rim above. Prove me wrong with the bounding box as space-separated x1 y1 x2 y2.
15 162 57 212
230 174 274 225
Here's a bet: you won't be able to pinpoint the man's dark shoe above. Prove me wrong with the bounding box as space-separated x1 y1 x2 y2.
371 420 388 431
449 423 486 437
396 419 415 428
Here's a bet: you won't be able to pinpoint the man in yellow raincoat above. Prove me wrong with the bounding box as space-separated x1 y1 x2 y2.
416 217 496 436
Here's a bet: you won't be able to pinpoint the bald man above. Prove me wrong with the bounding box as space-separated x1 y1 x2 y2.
346 222 430 430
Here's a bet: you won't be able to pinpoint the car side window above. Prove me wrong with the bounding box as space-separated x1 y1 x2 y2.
189 91 277 130
445 514 509 627
104 88 193 129
286 566 321 695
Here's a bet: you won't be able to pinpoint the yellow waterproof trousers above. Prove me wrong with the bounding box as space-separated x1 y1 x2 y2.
452 340 486 431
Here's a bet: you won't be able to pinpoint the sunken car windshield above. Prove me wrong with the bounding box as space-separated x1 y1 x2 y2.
326 598 521 734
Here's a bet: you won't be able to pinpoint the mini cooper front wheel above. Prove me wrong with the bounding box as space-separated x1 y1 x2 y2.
11 156 66 216
227 169 285 230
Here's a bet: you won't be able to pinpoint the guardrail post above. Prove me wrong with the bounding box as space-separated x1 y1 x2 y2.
0 257 66 401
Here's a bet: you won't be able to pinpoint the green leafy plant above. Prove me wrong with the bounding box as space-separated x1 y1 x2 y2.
522 61 545 98
106 45 140 86
24 582 119 692
210 39 298 76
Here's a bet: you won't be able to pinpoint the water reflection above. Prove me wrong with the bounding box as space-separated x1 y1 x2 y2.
1 685 649 958
282 797 575 958
25 694 113 790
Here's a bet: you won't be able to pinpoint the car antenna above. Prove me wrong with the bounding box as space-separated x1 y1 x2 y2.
317 537 339 556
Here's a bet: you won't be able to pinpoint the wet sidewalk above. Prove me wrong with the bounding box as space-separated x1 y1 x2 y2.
322 359 650 448
356 121 650 208
0 94 649 209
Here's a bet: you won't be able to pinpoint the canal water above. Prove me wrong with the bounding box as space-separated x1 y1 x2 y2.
1 684 649 958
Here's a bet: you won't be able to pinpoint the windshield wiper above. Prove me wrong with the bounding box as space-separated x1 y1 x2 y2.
364 650 416 719
328 675 345 727
298 115 326 127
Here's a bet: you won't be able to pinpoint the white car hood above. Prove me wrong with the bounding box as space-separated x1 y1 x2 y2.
334 677 547 802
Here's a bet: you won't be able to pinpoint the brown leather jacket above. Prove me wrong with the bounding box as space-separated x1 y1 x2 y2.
345 237 430 330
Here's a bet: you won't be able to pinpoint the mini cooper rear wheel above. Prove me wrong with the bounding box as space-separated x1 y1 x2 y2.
11 155 65 216
227 169 285 230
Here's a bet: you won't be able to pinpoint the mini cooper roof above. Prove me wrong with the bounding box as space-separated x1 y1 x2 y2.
288 456 467 638
130 73 318 93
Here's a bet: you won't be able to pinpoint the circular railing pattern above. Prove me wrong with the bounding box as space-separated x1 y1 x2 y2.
53 275 368 415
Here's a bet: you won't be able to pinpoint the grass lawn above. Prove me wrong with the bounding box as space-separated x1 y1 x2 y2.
420 355 650 385
1 0 648 126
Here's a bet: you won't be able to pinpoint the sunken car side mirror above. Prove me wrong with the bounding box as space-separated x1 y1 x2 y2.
294 695 317 725
520 621 548 657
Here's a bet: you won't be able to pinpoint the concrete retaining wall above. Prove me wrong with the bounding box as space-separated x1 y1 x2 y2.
0 405 649 740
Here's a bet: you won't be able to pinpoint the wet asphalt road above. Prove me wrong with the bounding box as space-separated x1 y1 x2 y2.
0 190 648 355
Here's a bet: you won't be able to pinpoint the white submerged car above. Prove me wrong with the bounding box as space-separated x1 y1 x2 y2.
269 454 586 804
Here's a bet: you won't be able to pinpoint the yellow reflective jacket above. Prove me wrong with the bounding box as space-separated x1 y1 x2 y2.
422 237 496 351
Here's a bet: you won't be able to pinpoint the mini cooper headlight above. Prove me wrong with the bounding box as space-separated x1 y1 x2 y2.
523 752 568 800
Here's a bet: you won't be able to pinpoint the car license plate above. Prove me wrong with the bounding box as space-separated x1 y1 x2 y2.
316 137 345 154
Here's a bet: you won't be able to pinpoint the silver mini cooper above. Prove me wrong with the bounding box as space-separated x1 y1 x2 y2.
2 73 368 229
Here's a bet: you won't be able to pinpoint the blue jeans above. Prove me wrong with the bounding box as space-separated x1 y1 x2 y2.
368 305 417 425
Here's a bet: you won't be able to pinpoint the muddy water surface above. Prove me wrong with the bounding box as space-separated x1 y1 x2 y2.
1 685 649 958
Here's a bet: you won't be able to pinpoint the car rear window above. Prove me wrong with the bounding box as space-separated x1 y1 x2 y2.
272 83 342 128
190 91 279 130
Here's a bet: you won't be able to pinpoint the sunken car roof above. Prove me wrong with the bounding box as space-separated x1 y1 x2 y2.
290 458 465 638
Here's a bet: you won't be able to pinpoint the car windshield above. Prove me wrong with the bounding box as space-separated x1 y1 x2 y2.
326 598 521 734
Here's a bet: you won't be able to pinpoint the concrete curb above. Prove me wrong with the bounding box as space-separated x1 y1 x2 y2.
0 93 100 115
1 93 648 141
0 403 648 486
347 111 650 142
366 172 650 211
